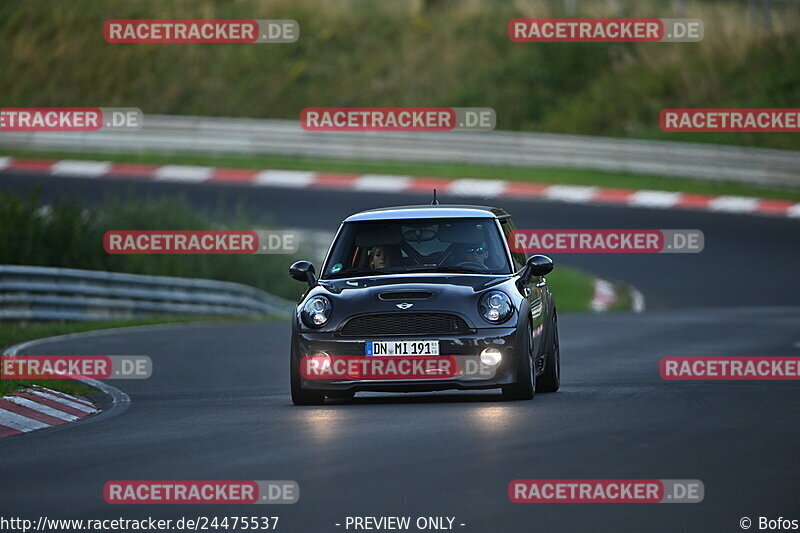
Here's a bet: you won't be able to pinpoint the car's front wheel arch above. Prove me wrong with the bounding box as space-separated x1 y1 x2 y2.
500 318 536 401
290 326 326 406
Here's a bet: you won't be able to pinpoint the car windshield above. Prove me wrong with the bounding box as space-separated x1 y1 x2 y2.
322 218 512 278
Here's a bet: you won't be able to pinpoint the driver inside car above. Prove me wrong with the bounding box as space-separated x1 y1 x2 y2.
369 245 400 269
462 242 489 266
448 241 490 268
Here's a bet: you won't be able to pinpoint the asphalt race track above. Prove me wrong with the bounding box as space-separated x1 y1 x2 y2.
2 172 800 532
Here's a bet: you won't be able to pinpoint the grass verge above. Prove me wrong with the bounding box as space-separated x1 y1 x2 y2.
4 148 798 202
0 188 303 301
547 267 596 313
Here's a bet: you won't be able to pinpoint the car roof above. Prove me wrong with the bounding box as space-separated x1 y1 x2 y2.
344 204 510 222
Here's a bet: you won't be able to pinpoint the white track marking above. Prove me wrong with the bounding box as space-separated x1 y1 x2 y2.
590 278 618 312
708 196 760 213
51 160 112 178
34 387 95 409
0 157 10 171
631 289 647 313
627 190 682 208
353 174 411 192
0 408 50 432
543 185 599 203
447 179 507 197
27 390 97 413
253 170 316 188
153 165 213 182
5 396 79 421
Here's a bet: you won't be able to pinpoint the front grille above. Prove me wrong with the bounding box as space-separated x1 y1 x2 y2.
340 313 471 337
378 291 432 301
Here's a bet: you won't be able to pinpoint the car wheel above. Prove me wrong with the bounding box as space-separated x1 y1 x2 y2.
290 347 326 406
536 313 561 393
501 322 536 401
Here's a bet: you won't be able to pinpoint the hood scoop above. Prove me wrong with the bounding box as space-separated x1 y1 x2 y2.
378 290 433 301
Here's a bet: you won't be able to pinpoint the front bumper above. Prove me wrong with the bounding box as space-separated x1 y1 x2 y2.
294 327 521 392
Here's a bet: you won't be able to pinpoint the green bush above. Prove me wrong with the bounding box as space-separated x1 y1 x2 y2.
1 0 798 149
0 190 300 300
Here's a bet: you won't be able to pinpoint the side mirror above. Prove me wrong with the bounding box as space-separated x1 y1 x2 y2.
289 261 317 287
517 254 554 291
528 254 554 277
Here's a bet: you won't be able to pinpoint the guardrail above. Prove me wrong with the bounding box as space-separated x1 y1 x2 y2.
0 265 295 321
1 114 798 187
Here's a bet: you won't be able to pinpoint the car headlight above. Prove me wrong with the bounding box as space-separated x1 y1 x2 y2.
302 296 331 328
479 290 513 324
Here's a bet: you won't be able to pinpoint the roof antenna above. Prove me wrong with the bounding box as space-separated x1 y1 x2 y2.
431 189 439 205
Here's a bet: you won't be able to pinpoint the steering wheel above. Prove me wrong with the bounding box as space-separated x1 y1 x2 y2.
455 261 490 271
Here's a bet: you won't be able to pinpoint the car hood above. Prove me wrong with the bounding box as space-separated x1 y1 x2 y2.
300 274 523 332
319 273 510 294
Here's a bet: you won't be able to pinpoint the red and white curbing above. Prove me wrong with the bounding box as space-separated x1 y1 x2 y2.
0 385 98 439
1 156 799 218
591 278 646 313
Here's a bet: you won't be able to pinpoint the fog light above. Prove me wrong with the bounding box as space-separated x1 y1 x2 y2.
480 348 502 366
312 352 331 370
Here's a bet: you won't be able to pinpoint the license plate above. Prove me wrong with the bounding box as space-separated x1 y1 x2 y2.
366 340 440 356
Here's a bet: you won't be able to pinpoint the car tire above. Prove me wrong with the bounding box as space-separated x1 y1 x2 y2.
501 322 536 401
536 313 560 393
291 347 326 406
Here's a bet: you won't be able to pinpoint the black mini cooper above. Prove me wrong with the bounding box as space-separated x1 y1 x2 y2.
289 204 560 405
